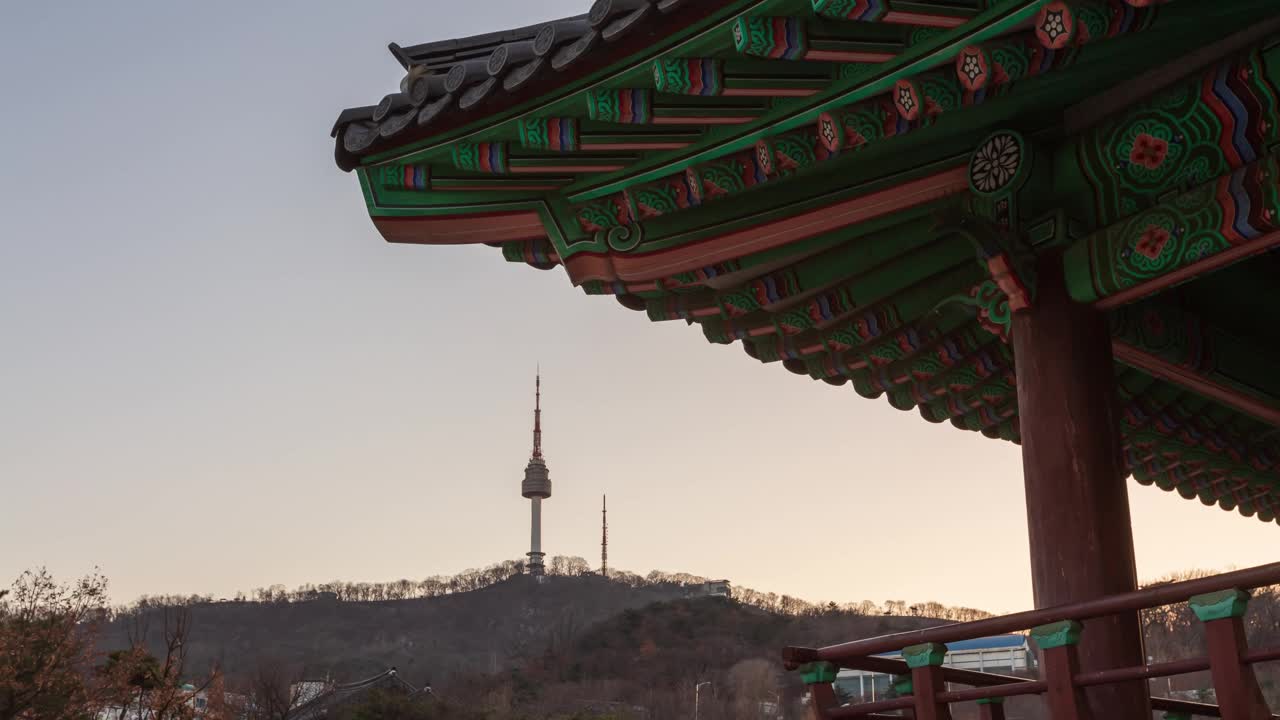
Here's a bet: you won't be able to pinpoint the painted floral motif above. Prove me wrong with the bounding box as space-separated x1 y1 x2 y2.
1079 53 1280 227
1129 133 1169 169
970 133 1021 194
1037 6 1070 48
896 84 917 117
1134 224 1171 260
818 114 840 151
755 141 774 175
1114 119 1185 186
957 48 987 91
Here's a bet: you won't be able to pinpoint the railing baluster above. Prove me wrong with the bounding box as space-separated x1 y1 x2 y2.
1031 621 1093 720
1189 589 1273 720
799 661 839 720
903 642 952 720
977 697 1007 720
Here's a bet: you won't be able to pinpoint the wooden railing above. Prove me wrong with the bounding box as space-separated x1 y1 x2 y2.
782 562 1280 720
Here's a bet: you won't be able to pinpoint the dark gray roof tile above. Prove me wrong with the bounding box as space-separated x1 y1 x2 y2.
334 1 727 170
487 40 537 76
459 77 500 110
373 93 411 122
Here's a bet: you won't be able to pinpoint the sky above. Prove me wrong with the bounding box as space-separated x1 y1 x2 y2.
1 1 1275 615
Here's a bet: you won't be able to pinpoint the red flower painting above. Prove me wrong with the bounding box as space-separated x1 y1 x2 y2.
1130 133 1169 170
1135 225 1171 260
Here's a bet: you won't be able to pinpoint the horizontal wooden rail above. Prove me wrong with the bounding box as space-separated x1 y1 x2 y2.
1152 697 1227 718
841 654 1028 688
826 696 914 718
936 680 1047 702
1075 656 1211 686
1248 646 1280 664
1153 696 1280 719
784 561 1280 666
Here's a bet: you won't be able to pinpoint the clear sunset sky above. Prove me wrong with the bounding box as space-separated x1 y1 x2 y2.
2 1 1274 613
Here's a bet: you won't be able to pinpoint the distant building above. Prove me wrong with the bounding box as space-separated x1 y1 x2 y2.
95 684 239 720
834 635 1033 701
287 668 422 719
290 681 330 708
695 580 731 599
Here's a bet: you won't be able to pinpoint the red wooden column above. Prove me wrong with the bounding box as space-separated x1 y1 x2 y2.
1011 253 1150 719
1188 589 1273 719
902 643 952 720
799 661 840 720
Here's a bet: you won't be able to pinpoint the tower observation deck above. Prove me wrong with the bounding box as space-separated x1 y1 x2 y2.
522 372 550 576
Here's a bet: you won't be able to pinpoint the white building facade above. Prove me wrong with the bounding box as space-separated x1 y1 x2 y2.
833 635 1034 701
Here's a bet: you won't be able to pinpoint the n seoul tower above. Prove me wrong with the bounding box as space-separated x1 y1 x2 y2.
521 370 551 577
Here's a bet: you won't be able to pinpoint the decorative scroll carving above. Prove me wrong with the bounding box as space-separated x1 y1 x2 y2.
374 163 430 191
517 117 579 151
731 16 806 60
653 58 723 96
586 89 652 123
451 142 508 173
598 223 646 252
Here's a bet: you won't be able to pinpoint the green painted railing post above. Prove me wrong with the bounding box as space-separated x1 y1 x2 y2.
977 696 1007 720
891 674 913 697
797 661 839 720
1030 621 1092 720
902 642 952 720
1188 589 1272 720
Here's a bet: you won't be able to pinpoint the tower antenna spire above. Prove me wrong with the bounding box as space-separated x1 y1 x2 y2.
532 367 542 459
601 494 608 578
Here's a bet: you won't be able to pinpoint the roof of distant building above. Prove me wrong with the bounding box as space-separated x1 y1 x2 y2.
870 634 1027 657
287 669 419 720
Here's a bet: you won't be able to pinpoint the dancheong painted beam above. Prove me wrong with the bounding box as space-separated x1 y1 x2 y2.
332 3 1280 717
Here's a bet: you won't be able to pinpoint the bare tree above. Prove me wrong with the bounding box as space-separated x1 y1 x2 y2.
0 568 112 720
728 658 780 719
242 656 309 720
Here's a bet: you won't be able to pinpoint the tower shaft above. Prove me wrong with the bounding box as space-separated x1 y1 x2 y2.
528 497 545 575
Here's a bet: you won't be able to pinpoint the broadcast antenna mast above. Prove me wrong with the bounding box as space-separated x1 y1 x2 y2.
601 494 608 578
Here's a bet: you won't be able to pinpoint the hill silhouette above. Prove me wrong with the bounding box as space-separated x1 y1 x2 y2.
102 573 697 687
442 593 952 719
102 565 970 719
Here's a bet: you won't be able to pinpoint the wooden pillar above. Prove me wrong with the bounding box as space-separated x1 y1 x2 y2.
1011 253 1150 719
1189 590 1273 720
903 643 952 720
799 662 840 720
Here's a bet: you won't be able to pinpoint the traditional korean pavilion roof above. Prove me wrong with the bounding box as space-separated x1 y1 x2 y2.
287 669 420 719
333 0 1280 526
